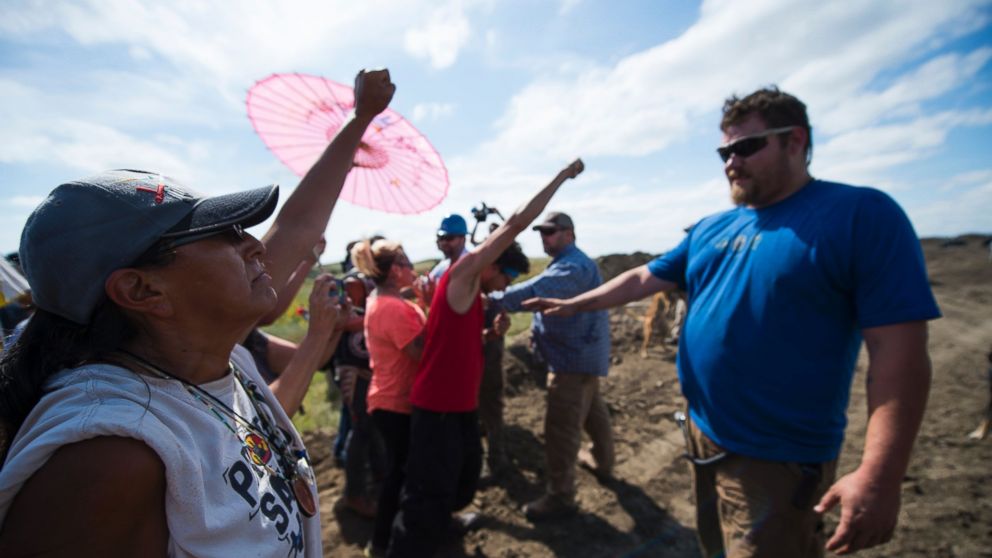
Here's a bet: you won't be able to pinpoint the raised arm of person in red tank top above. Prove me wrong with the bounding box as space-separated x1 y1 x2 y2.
446 159 584 314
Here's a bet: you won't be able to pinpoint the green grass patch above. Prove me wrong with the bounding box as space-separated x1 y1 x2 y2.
507 313 533 338
291 372 339 434
259 273 335 434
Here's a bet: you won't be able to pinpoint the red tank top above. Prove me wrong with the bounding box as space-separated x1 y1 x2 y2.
409 269 484 412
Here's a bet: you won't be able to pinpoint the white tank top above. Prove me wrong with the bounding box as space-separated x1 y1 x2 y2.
0 345 322 557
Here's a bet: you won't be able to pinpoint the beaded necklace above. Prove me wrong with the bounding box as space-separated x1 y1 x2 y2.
114 350 317 517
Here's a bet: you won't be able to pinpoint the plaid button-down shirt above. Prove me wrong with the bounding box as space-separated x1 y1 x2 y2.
490 244 610 376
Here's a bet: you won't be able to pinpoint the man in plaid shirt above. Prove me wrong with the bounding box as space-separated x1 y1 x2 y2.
489 211 613 520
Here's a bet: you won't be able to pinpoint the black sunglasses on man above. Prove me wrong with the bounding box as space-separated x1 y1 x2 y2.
716 126 796 162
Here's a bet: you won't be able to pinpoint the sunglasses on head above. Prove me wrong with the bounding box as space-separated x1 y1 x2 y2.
716 126 796 163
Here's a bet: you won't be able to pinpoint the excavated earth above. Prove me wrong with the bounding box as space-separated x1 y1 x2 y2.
306 235 992 557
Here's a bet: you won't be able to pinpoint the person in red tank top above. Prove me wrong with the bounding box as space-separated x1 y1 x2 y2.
387 159 584 557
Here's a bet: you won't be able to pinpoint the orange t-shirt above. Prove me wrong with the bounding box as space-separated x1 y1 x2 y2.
365 294 426 414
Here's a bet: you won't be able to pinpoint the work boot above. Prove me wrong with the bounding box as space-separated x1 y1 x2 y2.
445 511 484 539
523 493 577 521
485 451 511 481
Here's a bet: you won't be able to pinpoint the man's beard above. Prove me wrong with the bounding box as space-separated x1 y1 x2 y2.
728 160 787 207
442 243 461 259
734 176 784 207
730 183 748 205
729 173 757 206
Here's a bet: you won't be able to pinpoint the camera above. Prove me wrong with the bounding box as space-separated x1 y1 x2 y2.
469 202 505 246
329 278 345 299
471 202 500 222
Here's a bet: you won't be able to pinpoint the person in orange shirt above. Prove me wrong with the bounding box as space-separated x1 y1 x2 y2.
351 239 426 557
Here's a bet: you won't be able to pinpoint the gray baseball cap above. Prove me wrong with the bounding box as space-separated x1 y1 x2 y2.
532 211 574 232
19 169 279 325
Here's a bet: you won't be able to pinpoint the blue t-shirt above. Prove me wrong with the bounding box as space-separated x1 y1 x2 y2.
648 180 940 462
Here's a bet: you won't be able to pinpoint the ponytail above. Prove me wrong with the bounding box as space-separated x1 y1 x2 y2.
0 251 172 459
0 304 138 459
351 238 404 285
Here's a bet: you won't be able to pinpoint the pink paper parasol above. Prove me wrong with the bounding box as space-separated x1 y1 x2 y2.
246 73 448 214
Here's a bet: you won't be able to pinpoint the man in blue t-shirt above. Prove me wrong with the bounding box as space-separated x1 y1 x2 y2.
525 88 940 557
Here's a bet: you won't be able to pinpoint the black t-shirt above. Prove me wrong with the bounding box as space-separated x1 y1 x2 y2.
333 271 373 369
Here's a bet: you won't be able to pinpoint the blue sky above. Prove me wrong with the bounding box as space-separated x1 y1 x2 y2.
2 0 990 265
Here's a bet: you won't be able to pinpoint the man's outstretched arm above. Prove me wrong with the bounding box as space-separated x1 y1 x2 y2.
523 264 675 317
815 320 932 555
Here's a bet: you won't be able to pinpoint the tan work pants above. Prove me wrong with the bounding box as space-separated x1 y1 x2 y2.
545 372 614 499
687 416 837 558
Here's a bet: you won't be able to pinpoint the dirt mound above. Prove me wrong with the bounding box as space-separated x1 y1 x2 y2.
595 252 657 283
312 236 992 557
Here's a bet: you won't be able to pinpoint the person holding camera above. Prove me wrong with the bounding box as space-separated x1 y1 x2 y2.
333 267 386 519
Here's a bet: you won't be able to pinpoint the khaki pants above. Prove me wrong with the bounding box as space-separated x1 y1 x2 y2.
545 372 614 499
687 416 837 558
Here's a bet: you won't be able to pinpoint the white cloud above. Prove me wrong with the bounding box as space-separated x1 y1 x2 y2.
403 2 472 69
51 121 191 176
435 0 992 253
128 45 152 61
558 0 582 16
5 196 44 208
941 168 992 190
411 102 455 122
816 48 992 135
472 0 990 168
485 29 499 50
0 0 468 97
1 0 989 259
910 171 992 236
815 109 992 186
0 79 192 175
538 176 730 256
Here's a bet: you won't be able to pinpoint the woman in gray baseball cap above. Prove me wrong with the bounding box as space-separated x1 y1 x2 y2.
0 69 395 557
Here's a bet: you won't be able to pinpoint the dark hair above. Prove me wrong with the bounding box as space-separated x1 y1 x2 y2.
0 251 173 457
495 241 529 276
0 305 137 451
721 86 812 165
342 241 358 273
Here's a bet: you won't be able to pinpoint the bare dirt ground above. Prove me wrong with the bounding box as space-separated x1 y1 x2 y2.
306 235 992 557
